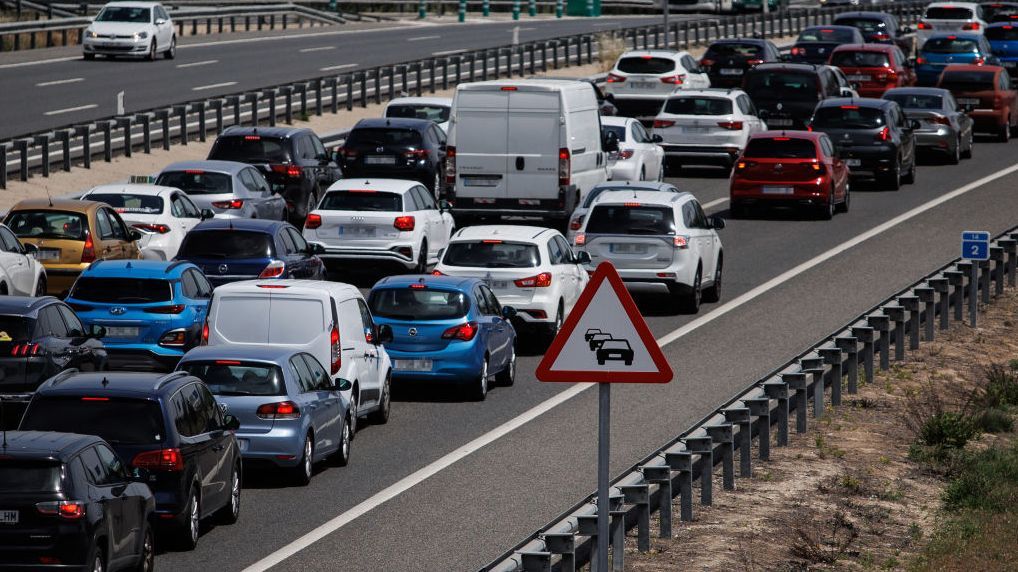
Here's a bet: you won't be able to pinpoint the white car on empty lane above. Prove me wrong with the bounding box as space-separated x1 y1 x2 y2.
83 1 176 61
602 116 666 182
303 179 455 273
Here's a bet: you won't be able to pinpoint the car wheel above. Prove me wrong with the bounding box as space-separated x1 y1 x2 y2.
836 183 850 214
291 434 314 486
333 413 352 466
368 373 391 424
999 120 1011 142
495 346 516 387
961 133 974 159
471 358 489 401
902 156 916 185
545 304 564 344
34 276 46 297
884 158 901 191
818 189 835 220
415 241 428 273
431 170 442 202
175 488 200 550
702 254 722 303
131 525 154 572
348 388 359 435
948 136 961 165
164 36 176 60
216 464 241 524
679 267 702 314
83 52 95 61
90 545 106 572
147 40 157 61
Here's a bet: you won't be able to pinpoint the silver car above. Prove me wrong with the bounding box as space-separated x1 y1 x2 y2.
883 87 975 164
156 160 287 220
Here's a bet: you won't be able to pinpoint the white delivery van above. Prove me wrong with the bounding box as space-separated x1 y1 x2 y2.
203 279 393 430
445 79 612 222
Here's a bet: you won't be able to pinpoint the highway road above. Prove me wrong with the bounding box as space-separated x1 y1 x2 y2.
137 137 1018 571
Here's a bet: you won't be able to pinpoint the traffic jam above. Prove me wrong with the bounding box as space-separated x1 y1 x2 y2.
1 0 1016 568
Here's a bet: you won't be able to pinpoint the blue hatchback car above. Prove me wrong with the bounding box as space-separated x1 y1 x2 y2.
987 23 1018 80
367 275 517 400
174 218 327 288
65 260 212 371
916 33 998 85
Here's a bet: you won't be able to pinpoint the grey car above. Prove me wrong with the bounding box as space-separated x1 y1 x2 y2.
155 160 287 221
883 87 975 164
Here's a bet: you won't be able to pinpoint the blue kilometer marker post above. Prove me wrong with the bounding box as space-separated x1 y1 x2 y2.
961 231 990 327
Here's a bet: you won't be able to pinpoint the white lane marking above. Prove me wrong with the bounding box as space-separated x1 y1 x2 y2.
0 56 78 69
319 63 358 72
191 81 237 91
36 77 84 87
701 197 729 210
43 104 98 116
432 48 466 56
241 161 1018 572
176 59 218 68
513 27 537 32
407 35 441 41
299 46 335 53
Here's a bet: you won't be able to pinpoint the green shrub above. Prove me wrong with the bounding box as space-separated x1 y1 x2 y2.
943 444 1018 513
972 408 1014 434
975 364 1018 409
919 412 977 449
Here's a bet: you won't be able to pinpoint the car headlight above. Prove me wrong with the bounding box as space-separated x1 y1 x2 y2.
134 31 148 40
85 29 97 38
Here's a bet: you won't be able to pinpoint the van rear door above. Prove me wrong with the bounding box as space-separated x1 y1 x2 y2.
454 89 509 199
212 293 271 344
507 88 562 201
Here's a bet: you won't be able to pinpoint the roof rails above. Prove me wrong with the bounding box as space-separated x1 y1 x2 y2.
531 228 554 239
164 260 190 274
41 368 81 390
153 371 190 391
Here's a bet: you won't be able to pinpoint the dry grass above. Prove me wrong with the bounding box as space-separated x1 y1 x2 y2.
596 32 626 73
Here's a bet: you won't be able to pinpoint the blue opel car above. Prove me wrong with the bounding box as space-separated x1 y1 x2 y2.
987 23 1018 81
65 260 211 371
174 218 327 288
916 33 998 85
367 275 517 400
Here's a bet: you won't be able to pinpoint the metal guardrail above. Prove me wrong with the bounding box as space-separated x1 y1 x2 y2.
0 1 928 189
482 226 1018 572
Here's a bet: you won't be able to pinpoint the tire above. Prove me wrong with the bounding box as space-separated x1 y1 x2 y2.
415 241 428 273
290 434 314 486
471 358 489 401
883 158 901 191
89 544 106 572
333 413 352 466
817 189 835 220
348 388 359 435
961 132 973 159
367 373 390 424
147 40 157 62
83 52 95 61
948 136 961 165
216 464 241 524
495 346 516 387
431 170 442 202
902 156 916 185
836 183 850 214
999 120 1011 143
131 525 154 572
164 36 176 60
702 254 722 303
678 267 702 314
175 488 200 550
34 276 46 297
657 161 665 181
545 304 564 344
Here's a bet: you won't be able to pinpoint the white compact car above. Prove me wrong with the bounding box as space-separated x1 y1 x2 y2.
574 190 724 314
601 116 666 182
83 1 176 61
434 225 590 339
384 97 453 133
203 279 393 431
80 183 211 261
304 178 454 273
916 2 987 46
0 224 47 296
566 181 682 243
652 88 767 170
604 50 711 121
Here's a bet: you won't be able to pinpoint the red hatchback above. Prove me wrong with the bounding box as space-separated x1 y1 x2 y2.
730 131 850 220
938 64 1018 141
829 44 916 98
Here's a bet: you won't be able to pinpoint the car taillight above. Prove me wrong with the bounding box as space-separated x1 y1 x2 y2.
10 343 40 356
653 119 675 128
36 501 85 520
660 74 685 85
673 235 689 249
791 47 805 56
916 56 927 65
305 213 322 229
404 148 428 159
569 215 585 231
917 21 932 29
876 126 890 141
445 145 456 184
394 215 415 231
144 305 185 314
132 223 170 234
558 148 570 186
132 448 184 471
270 164 303 178
200 319 209 345
746 59 764 66
872 33 890 41
931 115 951 125
259 260 286 279
339 146 357 158
158 329 187 347
256 401 300 419
432 269 445 276
81 232 95 264
514 272 552 288
700 58 715 67
211 199 244 209
617 149 635 160
441 321 478 341
963 22 981 30
330 325 340 374
717 121 743 130
574 233 586 246
606 72 626 83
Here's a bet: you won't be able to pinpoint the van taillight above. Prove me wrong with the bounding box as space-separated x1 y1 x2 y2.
445 146 456 184
330 325 341 374
81 232 95 264
256 401 300 419
258 260 286 279
200 320 209 346
569 215 585 231
132 448 184 471
558 148 571 186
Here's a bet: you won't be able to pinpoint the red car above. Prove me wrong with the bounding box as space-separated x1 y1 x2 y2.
937 64 1018 141
730 131 850 220
829 44 916 98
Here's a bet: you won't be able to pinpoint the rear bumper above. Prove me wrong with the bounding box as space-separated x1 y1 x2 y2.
450 191 574 219
731 180 830 204
41 266 85 296
969 110 1007 129
915 128 954 150
386 344 484 382
314 245 417 268
104 347 182 372
661 144 740 164
235 426 306 467
836 146 898 178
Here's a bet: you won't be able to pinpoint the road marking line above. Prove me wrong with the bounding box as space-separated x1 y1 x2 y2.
408 34 441 41
299 46 335 53
0 56 78 69
176 59 218 68
241 161 1018 572
43 104 98 116
319 63 358 72
192 81 237 91
512 27 537 31
432 48 466 56
36 77 84 87
701 197 729 210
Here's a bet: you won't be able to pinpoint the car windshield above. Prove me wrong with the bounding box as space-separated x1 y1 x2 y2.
0 316 33 341
744 138 817 158
922 37 981 53
368 288 470 320
835 17 887 32
178 230 274 259
831 51 891 67
385 104 451 123
617 56 675 74
985 25 1018 39
180 361 285 396
319 191 403 212
884 92 944 110
812 106 886 129
442 241 541 268
70 277 172 303
209 136 288 163
925 6 975 19
602 125 627 143
6 210 88 241
86 193 163 215
705 42 764 57
663 97 733 115
601 340 631 350
0 460 62 492
745 71 819 101
940 70 997 90
586 205 675 235
94 6 150 22
156 170 233 195
797 27 856 42
21 397 166 445
345 128 423 147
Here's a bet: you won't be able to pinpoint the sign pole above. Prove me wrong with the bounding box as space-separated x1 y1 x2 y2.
596 381 611 572
663 0 670 48
970 261 978 328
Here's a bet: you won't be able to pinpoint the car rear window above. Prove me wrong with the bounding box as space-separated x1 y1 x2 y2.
984 4 1018 21
925 6 975 19
0 316 33 341
834 17 886 32
922 37 981 53
368 288 470 320
21 397 166 445
985 25 1018 40
616 56 675 74
797 27 856 43
442 241 541 268
705 42 764 57
6 210 88 241
883 92 944 110
178 230 274 259
602 125 627 143
940 70 997 90
319 191 403 212
582 186 676 208
745 71 820 101
86 193 163 215
70 278 173 304
812 106 887 129
0 460 62 492
156 170 233 195
743 138 817 158
209 136 289 163
385 104 450 123
180 361 285 396
663 97 733 115
831 51 891 68
586 205 676 235
345 128 423 147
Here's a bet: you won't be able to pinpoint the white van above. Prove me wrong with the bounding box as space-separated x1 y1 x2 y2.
445 79 611 222
203 279 393 430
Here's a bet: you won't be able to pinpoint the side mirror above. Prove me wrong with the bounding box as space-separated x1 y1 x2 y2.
129 229 143 241
22 243 39 256
900 26 913 35
501 305 517 319
376 324 393 344
575 250 592 264
758 109 770 120
155 18 166 25
710 215 726 230
840 87 855 98
200 208 215 220
439 199 452 212
89 325 107 339
334 377 353 392
909 119 921 130
223 414 241 431
308 242 326 255
602 131 620 153
651 134 663 143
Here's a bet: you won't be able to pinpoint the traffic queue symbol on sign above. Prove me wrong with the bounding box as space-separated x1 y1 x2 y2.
961 230 991 261
536 261 673 383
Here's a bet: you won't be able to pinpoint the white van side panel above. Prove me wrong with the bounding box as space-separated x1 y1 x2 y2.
568 105 608 203
213 295 271 344
507 90 563 200
452 90 509 199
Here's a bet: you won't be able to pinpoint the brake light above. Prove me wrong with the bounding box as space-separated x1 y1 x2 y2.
144 305 186 314
653 119 675 128
623 202 642 207
791 47 806 56
445 146 457 184
394 216 415 231
558 148 571 186
409 283 426 289
244 135 261 141
673 236 689 249
574 233 586 246
963 22 981 30
330 325 340 374
441 321 478 341
514 272 552 288
184 169 205 174
81 397 108 401
404 149 428 159
700 58 715 67
215 360 241 365
917 21 932 30
617 149 635 160
660 74 685 85
36 501 85 520
9 343 40 356
259 260 286 279
256 401 300 420
916 56 927 65
569 215 585 231
500 86 518 91
872 33 890 41
431 270 445 276
876 126 890 141
211 199 244 209
746 59 764 65
132 448 184 471
339 146 358 158
270 164 302 178
81 232 95 264
305 213 322 229
974 57 985 65
132 223 170 234
717 121 743 130
931 115 951 125
200 320 209 345
606 72 626 83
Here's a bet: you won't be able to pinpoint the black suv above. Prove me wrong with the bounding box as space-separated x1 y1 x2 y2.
743 63 848 129
0 296 107 429
788 25 865 64
0 431 154 571
700 38 782 88
834 12 916 55
337 118 447 200
19 371 242 550
809 98 919 190
207 126 342 226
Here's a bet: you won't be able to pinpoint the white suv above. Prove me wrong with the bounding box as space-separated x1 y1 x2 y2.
83 1 176 61
433 225 590 340
303 179 454 273
604 50 711 121
917 2 987 46
652 88 767 170
574 190 724 314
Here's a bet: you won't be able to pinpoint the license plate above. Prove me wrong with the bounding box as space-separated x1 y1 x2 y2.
489 280 508 289
339 226 375 237
364 155 396 165
682 126 710 133
761 186 794 195
35 249 59 260
957 98 979 105
847 74 871 81
846 158 862 167
719 68 743 75
106 326 140 338
610 243 647 254
768 118 793 126
1005 61 1017 68
630 81 657 89
394 359 433 372
462 177 500 187
0 511 18 525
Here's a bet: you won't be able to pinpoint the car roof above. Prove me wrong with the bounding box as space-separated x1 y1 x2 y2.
600 116 636 127
593 189 690 206
0 295 60 317
80 259 196 278
987 20 1018 27
709 37 770 45
161 160 250 175
353 117 436 130
220 126 311 138
800 24 859 31
9 198 100 213
884 86 953 96
927 1 980 7
178 344 303 364
324 178 423 194
831 43 897 53
451 225 558 242
666 87 744 98
618 50 687 58
103 1 161 7
213 279 360 298
590 181 679 193
84 183 178 197
385 97 452 107
835 11 893 20
374 274 482 290
191 218 288 233
750 129 824 141
750 62 822 72
816 97 893 109
0 431 102 460
36 371 192 397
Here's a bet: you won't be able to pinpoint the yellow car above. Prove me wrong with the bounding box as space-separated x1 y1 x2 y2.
4 199 143 296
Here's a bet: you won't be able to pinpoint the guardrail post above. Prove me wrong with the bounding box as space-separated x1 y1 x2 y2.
801 356 825 418
323 77 337 115
835 336 858 394
552 41 559 70
665 451 693 521
779 372 807 436
867 314 890 371
929 277 950 331
884 305 905 361
991 246 1005 296
620 484 650 552
344 74 353 111
368 68 379 105
99 121 113 162
945 268 965 321
248 92 261 127
134 114 151 154
14 139 30 181
542 533 575 572
298 84 308 119
685 436 713 505
575 515 599 565
744 398 771 461
388 66 397 100
441 58 450 90
915 286 935 341
899 295 920 350
193 101 205 142
468 55 476 82
519 552 550 572
980 259 991 304
706 423 735 491
224 96 239 127
116 118 132 158
400 64 408 96
280 86 293 124
210 100 224 135
55 129 71 171
413 63 422 96
428 59 437 93
641 466 672 538
852 325 874 388
173 105 188 144
0 146 6 190
1000 238 1017 287
34 133 51 177
819 347 843 406
75 125 92 167
609 494 626 571
957 260 973 316
723 408 752 476
359 72 368 108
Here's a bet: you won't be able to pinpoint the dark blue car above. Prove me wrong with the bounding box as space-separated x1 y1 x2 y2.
367 275 517 401
175 218 327 287
987 22 1018 80
916 32 998 85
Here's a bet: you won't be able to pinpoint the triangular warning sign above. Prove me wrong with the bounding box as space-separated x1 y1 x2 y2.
536 262 673 384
